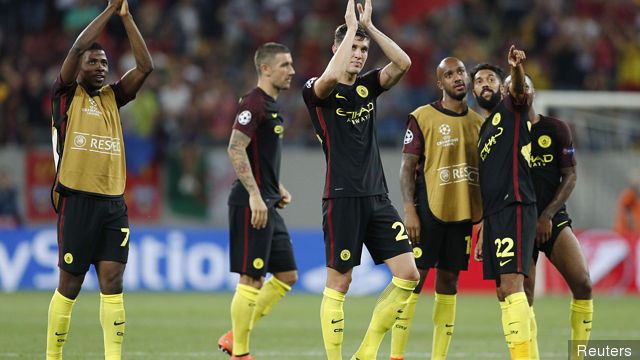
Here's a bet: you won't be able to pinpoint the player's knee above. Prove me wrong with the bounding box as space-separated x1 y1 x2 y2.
100 277 124 295
572 273 593 300
326 272 352 293
277 272 298 287
435 276 458 295
398 268 420 283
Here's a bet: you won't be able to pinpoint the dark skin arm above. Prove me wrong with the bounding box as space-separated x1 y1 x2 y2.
60 0 123 84
536 166 577 245
118 0 153 97
227 129 268 229
507 45 527 104
399 153 420 244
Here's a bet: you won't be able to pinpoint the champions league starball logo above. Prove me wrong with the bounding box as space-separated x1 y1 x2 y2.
404 129 414 144
439 124 451 135
237 110 252 125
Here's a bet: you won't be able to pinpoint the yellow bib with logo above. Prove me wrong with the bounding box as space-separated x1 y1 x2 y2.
411 105 484 223
55 84 126 197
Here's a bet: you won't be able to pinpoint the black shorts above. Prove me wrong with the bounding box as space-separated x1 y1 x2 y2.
482 203 536 280
56 194 130 273
533 210 572 263
228 205 297 278
413 204 472 271
322 195 413 271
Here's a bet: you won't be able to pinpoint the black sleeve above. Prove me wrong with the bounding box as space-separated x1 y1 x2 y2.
110 81 136 108
232 92 265 138
302 77 324 107
360 68 386 98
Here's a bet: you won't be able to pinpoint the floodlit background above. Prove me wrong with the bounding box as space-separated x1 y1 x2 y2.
1 1 640 359
0 0 639 293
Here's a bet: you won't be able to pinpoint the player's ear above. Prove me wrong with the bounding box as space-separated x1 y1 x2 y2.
331 44 338 54
500 84 506 96
260 63 270 76
436 80 443 90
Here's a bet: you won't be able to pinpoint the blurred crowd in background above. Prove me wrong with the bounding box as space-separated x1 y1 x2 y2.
0 0 639 225
1 0 639 150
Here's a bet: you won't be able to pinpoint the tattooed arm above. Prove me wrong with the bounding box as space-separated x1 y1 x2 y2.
228 129 268 229
400 152 420 244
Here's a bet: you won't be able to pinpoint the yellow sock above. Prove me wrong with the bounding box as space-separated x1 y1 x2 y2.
504 292 531 360
250 276 291 329
500 301 512 349
570 299 593 360
100 293 125 360
389 292 419 359
46 289 76 360
352 277 418 360
530 306 539 360
321 287 346 360
431 293 456 360
231 283 259 356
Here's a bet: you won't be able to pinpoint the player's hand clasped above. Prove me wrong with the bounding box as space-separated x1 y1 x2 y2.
344 0 358 30
357 0 373 29
118 0 129 16
249 193 268 229
108 0 124 11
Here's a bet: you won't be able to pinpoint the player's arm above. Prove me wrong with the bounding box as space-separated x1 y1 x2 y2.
117 0 153 98
536 166 577 244
60 0 123 83
507 45 527 104
277 183 291 209
400 152 420 244
313 0 358 99
227 129 268 229
357 0 411 89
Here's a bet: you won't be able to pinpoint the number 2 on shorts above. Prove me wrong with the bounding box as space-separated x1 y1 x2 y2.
120 228 130 247
392 221 409 241
494 237 514 258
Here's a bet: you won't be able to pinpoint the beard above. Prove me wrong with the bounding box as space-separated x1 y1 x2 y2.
446 87 467 101
476 89 501 110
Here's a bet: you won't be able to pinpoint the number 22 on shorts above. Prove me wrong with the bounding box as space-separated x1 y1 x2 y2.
495 237 514 266
120 228 130 247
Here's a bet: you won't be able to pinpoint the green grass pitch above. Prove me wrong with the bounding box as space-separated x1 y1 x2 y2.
1 292 638 359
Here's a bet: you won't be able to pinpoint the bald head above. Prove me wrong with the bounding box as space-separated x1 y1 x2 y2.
437 57 465 80
436 57 468 101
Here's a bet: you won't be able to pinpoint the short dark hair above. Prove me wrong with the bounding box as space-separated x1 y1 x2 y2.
334 24 369 45
254 42 290 75
470 63 505 84
87 42 104 51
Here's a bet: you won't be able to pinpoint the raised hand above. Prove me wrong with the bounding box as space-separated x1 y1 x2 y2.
118 0 130 17
345 0 358 30
357 0 373 28
108 0 124 11
508 45 526 67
